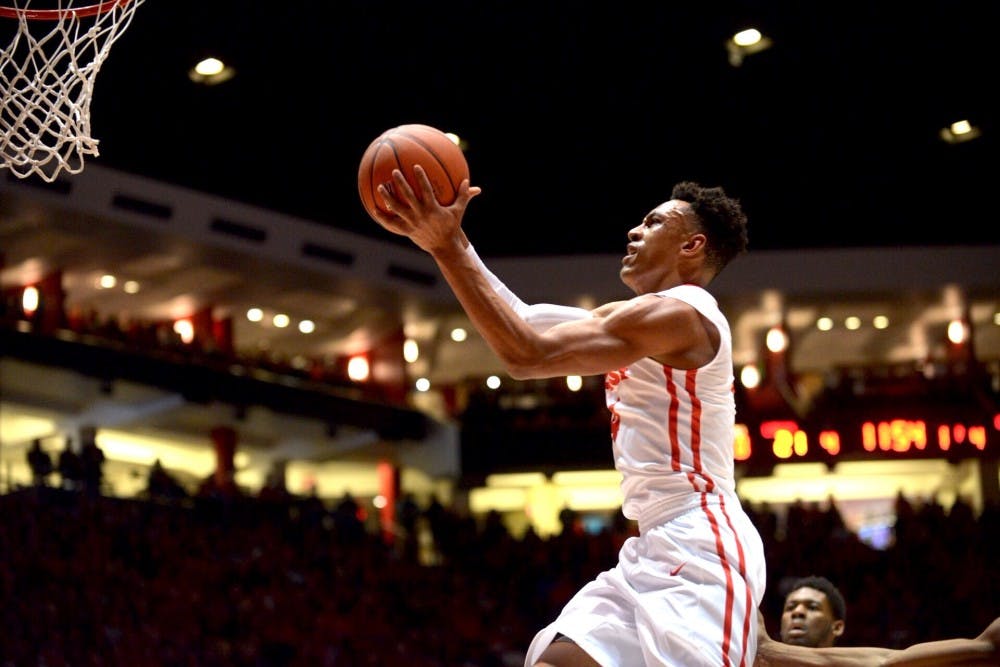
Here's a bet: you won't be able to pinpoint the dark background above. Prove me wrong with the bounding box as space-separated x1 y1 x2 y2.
85 1 996 258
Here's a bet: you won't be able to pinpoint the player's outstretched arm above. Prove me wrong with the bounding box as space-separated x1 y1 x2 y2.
878 616 1000 666
755 611 1000 667
977 617 1000 649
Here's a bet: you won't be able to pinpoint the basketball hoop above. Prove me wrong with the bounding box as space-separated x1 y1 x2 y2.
0 0 145 182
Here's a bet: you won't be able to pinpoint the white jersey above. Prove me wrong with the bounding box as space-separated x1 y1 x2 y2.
522 284 765 666
605 283 740 533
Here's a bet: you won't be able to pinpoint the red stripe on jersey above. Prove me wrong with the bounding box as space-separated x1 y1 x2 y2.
665 368 682 470
685 368 715 493
720 493 754 667
703 493 736 666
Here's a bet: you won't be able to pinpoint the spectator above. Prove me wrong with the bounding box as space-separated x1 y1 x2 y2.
145 458 188 501
56 436 82 490
0 486 994 666
558 504 580 536
26 438 53 486
397 492 422 560
333 491 365 543
78 425 106 496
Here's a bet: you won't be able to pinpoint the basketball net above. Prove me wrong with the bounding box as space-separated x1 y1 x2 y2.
0 0 145 182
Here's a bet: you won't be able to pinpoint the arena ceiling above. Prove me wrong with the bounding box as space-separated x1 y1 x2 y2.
0 1 997 470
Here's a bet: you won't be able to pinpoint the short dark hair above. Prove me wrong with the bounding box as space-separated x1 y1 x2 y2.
784 575 847 622
670 181 749 275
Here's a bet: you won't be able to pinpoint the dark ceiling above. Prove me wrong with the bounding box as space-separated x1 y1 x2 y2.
85 1 997 259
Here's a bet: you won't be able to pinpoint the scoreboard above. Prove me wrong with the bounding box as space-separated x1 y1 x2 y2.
734 410 998 465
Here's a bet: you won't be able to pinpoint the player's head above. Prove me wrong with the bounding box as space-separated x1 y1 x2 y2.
669 181 748 277
779 575 846 648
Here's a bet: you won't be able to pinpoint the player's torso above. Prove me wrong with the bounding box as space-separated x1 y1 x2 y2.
605 286 738 520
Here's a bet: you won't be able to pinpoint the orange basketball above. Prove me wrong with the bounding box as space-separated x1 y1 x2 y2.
358 124 469 221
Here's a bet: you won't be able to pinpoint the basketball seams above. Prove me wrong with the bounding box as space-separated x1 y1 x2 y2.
358 140 403 216
387 135 456 203
394 130 462 194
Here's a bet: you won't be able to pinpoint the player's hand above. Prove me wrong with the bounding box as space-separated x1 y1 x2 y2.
372 164 481 255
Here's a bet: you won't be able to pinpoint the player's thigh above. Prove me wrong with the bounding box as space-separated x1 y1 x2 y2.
533 638 603 667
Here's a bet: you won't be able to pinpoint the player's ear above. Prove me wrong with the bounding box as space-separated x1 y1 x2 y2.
682 233 707 253
831 619 845 639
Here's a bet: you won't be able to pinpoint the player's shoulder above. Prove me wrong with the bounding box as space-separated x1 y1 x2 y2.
658 283 714 300
653 284 719 315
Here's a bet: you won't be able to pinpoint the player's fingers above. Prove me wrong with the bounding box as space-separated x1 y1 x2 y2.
456 180 482 206
389 168 421 207
411 165 439 203
372 186 413 232
376 184 402 213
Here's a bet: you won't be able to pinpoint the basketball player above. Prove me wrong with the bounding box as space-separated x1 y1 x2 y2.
374 166 765 666
754 575 1000 666
776 575 848 649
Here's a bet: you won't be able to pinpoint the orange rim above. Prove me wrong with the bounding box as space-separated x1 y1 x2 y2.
0 0 134 20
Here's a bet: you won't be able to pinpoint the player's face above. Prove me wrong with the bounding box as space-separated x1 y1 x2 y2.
619 200 694 294
779 586 844 648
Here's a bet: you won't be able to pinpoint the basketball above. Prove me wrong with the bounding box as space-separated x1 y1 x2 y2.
358 124 469 221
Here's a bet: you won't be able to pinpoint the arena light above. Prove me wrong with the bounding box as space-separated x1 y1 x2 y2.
403 339 419 363
21 286 39 316
727 26 773 67
740 364 761 389
765 326 788 353
189 56 235 85
947 319 969 345
347 355 370 382
173 319 194 344
939 118 981 144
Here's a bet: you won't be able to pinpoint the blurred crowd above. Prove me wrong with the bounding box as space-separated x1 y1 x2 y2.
0 483 997 666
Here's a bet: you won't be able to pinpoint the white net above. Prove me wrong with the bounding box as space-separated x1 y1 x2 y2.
0 0 144 182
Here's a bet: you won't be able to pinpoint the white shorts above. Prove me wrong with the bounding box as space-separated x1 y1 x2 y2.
524 502 765 667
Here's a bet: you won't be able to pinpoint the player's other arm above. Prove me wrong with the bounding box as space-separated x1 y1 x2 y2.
878 615 1000 666
755 612 1000 667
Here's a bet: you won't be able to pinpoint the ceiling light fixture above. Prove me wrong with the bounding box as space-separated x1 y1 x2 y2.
727 27 773 67
939 118 981 144
189 56 235 85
